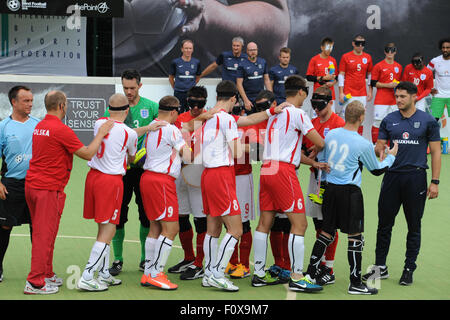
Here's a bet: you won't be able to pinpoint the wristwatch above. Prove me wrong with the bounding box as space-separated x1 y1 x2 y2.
431 179 440 185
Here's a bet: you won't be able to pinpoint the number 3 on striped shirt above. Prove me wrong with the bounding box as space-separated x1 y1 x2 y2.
328 140 349 172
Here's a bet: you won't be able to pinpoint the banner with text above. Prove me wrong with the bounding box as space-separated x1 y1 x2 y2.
0 80 115 145
0 0 123 17
0 14 87 76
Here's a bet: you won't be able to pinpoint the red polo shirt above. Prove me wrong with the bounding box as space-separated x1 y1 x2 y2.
26 114 84 192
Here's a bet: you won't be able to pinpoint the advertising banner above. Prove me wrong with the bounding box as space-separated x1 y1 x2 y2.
0 13 87 75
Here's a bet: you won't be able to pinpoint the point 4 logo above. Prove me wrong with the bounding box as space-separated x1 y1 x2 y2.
77 2 110 14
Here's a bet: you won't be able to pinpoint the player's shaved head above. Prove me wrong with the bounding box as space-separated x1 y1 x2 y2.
345 101 365 124
109 93 128 107
44 90 66 111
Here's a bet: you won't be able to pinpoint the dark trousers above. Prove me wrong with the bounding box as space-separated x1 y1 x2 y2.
375 169 427 271
174 90 188 114
118 167 149 229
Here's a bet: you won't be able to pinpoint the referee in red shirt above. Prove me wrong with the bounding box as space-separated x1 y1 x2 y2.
24 91 113 295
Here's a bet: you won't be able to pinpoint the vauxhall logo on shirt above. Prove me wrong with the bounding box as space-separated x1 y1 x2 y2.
393 131 419 145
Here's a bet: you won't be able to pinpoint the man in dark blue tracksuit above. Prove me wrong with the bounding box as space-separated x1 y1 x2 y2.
362 81 441 286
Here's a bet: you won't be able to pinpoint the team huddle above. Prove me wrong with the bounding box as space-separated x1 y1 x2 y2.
0 35 447 296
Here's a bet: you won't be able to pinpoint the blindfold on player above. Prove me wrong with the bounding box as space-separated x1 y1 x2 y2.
310 93 333 112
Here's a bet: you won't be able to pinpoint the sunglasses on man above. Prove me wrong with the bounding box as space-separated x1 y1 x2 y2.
354 40 366 47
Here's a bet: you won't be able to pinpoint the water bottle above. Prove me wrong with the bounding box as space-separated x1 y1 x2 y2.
328 63 335 75
443 137 448 154
339 93 352 106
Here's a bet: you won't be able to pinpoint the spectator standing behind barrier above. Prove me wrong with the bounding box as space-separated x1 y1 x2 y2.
427 38 450 122
0 86 39 284
269 47 299 104
169 40 202 114
236 42 271 113
104 69 159 277
199 36 247 83
24 90 113 295
363 81 441 286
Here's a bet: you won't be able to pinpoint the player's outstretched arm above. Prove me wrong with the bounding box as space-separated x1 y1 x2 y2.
75 119 114 160
361 142 397 176
229 138 243 160
200 61 218 78
305 129 325 152
134 121 168 137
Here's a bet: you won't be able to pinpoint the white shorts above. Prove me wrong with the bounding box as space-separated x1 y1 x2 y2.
236 173 255 223
373 104 398 128
339 96 367 118
176 173 205 218
415 98 427 112
305 171 323 220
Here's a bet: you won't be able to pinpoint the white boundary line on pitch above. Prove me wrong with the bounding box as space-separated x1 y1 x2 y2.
10 233 182 249
12 233 295 300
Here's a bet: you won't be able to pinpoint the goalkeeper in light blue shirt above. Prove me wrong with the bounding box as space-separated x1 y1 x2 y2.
0 86 40 283
303 100 398 295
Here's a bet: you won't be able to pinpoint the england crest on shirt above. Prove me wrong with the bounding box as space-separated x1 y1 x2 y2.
420 74 427 81
414 122 421 129
258 64 262 69
362 58 368 64
141 109 149 119
394 67 399 73
191 64 195 69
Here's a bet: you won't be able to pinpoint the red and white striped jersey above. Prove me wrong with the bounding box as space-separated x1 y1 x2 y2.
143 119 187 178
201 110 239 168
263 106 314 167
88 118 138 176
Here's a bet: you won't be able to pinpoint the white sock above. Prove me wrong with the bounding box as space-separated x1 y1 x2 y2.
203 234 218 277
98 244 111 279
212 233 238 279
253 231 268 277
82 241 108 281
150 235 173 278
288 233 305 276
144 237 158 276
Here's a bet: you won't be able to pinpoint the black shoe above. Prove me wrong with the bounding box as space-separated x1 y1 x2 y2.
139 260 145 272
109 260 123 276
315 265 335 286
362 265 389 281
348 281 378 295
399 268 413 286
168 259 194 273
180 265 204 280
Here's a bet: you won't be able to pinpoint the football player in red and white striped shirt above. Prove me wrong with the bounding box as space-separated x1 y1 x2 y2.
139 96 193 290
79 93 138 292
200 80 244 292
370 43 403 143
252 75 325 292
